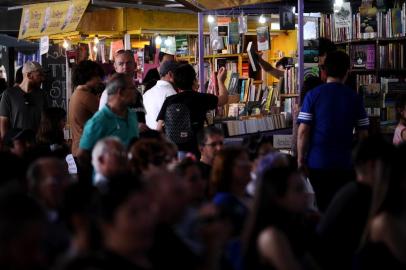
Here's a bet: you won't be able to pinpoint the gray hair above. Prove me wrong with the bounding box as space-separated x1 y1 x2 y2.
105 73 130 96
91 136 124 173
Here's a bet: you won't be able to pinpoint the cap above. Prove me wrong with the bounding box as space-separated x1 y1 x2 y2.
22 61 43 74
159 60 178 77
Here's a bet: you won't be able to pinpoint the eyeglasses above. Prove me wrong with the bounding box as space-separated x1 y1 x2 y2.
204 141 224 147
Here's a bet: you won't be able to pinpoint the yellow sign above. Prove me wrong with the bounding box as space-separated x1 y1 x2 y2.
18 0 90 39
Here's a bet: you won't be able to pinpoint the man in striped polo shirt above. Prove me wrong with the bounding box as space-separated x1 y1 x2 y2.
297 51 369 211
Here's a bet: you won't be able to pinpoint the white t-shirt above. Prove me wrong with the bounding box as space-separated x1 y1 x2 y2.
143 80 176 129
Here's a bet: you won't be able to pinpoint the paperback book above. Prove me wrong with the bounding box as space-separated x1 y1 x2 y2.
256 26 270 51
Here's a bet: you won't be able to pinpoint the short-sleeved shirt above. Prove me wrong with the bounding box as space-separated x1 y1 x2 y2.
157 91 218 153
0 86 48 132
79 105 139 151
68 87 99 156
297 82 369 169
143 80 176 129
99 89 146 124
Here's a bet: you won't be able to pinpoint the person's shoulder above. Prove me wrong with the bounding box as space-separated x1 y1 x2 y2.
370 212 391 242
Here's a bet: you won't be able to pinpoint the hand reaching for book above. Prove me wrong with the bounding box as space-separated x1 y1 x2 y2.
217 67 227 83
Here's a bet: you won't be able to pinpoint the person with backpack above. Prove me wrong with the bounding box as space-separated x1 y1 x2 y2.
156 63 228 159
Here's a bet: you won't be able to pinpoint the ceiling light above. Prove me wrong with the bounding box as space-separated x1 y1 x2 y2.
259 14 266 24
207 15 215 23
62 39 69 49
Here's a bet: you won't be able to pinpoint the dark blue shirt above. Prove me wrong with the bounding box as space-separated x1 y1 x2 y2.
297 82 368 169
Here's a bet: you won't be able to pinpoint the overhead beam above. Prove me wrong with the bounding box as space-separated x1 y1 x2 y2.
91 0 195 14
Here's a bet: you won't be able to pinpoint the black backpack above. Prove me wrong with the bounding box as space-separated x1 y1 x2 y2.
164 103 193 144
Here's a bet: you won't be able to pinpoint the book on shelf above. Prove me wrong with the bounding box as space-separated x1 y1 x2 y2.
256 26 270 51
279 6 295 30
228 22 240 45
175 35 188 56
351 44 375 69
322 3 406 41
377 4 406 38
222 114 287 137
359 5 378 38
282 66 298 94
356 74 377 92
228 72 240 94
360 83 383 117
334 2 352 29
218 25 228 37
378 43 406 69
247 41 260 72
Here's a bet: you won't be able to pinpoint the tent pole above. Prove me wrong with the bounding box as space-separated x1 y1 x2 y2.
298 0 304 92
198 12 205 93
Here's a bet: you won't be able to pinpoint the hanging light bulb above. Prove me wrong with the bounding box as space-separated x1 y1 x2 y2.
207 15 215 23
155 35 162 45
62 39 69 49
94 35 99 44
258 14 266 24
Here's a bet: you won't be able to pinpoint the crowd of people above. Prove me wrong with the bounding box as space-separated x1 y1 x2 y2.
0 40 405 270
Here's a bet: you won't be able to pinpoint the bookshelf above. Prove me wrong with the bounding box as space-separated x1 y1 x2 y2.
320 2 406 134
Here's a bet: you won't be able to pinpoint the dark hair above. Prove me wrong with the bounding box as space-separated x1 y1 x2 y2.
275 57 290 69
15 67 23 84
353 135 395 168
159 52 174 63
319 37 337 57
174 158 198 177
72 60 104 87
100 174 144 223
174 63 196 91
128 138 170 173
242 155 298 269
197 126 224 146
105 73 131 96
300 76 323 106
324 51 350 79
210 147 247 196
36 107 66 145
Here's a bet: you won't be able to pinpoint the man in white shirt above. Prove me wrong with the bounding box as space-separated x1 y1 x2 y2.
143 60 178 129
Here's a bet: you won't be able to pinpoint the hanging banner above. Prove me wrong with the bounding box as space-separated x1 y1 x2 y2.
18 0 90 39
334 2 352 29
40 36 49 55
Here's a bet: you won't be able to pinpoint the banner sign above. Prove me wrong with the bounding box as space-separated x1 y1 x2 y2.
18 0 89 39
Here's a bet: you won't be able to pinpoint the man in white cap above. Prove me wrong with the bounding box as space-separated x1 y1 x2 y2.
0 61 48 139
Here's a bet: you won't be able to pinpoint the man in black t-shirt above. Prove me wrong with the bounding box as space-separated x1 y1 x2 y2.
156 64 228 158
0 61 48 139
